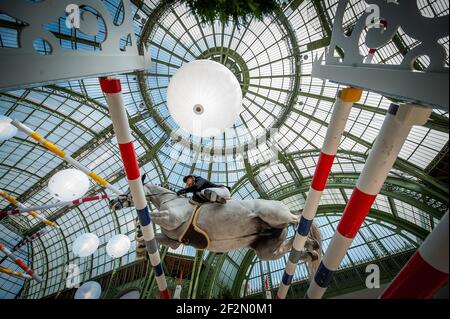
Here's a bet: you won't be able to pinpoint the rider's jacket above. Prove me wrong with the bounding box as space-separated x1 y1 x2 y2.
177 176 225 195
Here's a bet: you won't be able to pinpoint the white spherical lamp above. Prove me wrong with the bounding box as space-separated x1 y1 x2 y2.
167 60 243 137
0 116 17 142
74 281 102 299
48 169 90 201
106 234 131 258
72 233 99 257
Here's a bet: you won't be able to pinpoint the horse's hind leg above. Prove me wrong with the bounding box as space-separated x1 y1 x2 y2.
252 229 293 261
256 204 299 228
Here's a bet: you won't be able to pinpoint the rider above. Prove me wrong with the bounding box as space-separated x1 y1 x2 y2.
176 175 231 204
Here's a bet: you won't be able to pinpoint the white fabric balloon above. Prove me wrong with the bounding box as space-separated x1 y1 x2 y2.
119 290 140 299
72 233 99 257
74 281 102 299
167 60 243 137
48 169 90 201
106 234 131 258
0 115 17 141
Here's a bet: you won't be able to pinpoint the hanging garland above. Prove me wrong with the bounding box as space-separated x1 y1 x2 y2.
164 0 280 27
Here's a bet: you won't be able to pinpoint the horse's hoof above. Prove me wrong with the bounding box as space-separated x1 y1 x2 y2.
306 239 320 251
307 251 319 261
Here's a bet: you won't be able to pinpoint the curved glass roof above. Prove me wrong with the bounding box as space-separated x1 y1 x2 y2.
0 0 448 299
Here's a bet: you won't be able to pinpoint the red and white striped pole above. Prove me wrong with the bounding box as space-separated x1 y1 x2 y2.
265 275 272 299
381 212 448 299
277 87 363 299
0 242 42 283
0 194 116 217
173 270 183 299
305 103 432 299
13 229 48 252
365 48 377 64
99 76 170 299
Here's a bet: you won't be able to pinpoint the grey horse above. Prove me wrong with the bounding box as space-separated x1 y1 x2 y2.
112 183 321 266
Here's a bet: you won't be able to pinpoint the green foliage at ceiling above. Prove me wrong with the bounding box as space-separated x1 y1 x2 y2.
164 0 279 26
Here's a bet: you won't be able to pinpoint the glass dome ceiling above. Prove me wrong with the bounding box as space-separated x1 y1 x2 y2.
0 0 448 299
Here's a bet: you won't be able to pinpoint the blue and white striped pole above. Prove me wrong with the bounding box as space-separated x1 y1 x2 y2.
277 88 363 299
100 77 170 299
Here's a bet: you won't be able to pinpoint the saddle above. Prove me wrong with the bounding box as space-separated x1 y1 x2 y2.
178 205 210 250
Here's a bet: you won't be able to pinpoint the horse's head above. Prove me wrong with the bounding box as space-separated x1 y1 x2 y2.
109 174 178 211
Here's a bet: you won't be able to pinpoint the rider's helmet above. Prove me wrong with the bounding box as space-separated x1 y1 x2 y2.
183 175 195 183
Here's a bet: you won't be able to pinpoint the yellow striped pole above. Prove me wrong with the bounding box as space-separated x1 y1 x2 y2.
0 266 32 280
10 120 123 196
0 190 59 228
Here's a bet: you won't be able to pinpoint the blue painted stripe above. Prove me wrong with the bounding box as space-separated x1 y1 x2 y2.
282 272 293 286
297 216 313 236
314 262 335 288
137 207 151 227
154 263 164 277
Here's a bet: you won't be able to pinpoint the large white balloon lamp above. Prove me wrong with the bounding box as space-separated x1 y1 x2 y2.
167 60 243 138
72 233 99 257
0 115 18 141
48 169 90 201
106 234 131 258
74 281 102 299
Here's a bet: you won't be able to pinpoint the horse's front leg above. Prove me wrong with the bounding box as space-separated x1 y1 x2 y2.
151 210 182 231
155 233 181 249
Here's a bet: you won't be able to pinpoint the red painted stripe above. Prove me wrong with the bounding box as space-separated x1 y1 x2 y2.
311 153 335 191
337 187 377 238
15 259 29 272
119 142 141 180
381 251 448 299
99 77 122 94
82 195 100 202
160 288 171 299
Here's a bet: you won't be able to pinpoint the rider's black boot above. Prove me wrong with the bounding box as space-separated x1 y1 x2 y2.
203 189 227 204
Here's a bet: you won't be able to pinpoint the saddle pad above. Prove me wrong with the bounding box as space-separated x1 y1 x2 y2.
178 206 210 250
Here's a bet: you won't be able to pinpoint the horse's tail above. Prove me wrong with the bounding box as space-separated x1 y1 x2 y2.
306 222 322 280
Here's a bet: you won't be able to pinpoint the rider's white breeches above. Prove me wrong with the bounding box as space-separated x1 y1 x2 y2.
201 187 231 199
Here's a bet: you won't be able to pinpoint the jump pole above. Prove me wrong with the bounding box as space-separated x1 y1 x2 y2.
13 229 48 252
173 271 183 299
0 242 42 283
10 121 122 196
380 212 448 299
305 103 432 299
276 87 363 299
0 229 47 265
0 266 32 280
265 275 272 299
0 194 116 218
0 190 59 228
99 76 170 299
